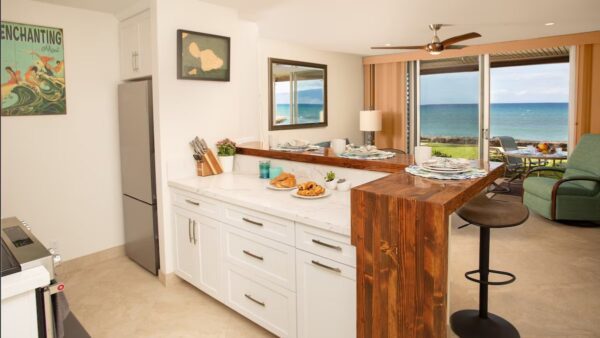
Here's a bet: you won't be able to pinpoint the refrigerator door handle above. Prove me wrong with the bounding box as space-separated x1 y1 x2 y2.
188 218 192 243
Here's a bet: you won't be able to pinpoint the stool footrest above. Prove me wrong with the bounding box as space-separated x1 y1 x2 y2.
465 269 516 285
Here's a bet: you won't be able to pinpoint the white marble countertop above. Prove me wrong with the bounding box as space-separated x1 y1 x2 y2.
169 173 353 237
1 266 50 300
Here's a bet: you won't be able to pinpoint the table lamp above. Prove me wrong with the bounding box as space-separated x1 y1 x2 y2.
360 110 382 146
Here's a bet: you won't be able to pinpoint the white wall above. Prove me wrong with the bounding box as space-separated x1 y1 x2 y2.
0 0 123 261
152 0 261 273
259 38 364 145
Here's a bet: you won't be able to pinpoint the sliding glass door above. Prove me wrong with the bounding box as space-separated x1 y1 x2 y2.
418 57 482 159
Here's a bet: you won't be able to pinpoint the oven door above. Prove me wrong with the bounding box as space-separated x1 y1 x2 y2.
36 281 90 338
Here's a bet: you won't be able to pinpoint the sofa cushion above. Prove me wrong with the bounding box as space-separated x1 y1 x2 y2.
523 176 598 198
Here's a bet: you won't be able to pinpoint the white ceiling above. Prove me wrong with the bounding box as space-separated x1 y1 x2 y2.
34 0 600 56
34 0 141 15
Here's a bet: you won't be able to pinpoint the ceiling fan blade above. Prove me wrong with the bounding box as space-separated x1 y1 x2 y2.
441 32 481 47
445 45 468 50
371 45 424 50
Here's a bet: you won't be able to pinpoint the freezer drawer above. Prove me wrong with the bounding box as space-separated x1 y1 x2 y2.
123 195 158 275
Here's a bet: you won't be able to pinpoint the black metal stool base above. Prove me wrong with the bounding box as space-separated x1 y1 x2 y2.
450 310 520 338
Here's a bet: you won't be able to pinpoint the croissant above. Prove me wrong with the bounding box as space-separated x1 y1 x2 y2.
297 181 326 196
270 172 297 188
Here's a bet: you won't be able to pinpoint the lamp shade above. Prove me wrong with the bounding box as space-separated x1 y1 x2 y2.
359 110 382 132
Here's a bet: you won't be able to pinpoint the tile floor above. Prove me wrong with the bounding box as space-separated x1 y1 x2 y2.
61 195 600 337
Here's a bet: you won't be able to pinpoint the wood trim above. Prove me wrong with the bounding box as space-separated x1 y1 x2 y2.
364 30 600 65
351 163 505 338
575 44 594 143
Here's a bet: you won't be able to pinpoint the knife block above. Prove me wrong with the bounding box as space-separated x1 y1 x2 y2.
196 160 213 177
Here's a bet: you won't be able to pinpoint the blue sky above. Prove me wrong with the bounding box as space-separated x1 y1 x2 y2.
420 62 569 105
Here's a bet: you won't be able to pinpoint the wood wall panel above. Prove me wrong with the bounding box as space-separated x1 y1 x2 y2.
364 30 600 64
575 43 600 144
373 62 407 151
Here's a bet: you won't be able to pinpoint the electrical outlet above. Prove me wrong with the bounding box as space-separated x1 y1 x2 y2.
50 240 60 253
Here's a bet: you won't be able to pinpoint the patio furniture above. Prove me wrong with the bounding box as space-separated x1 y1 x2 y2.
451 192 529 338
522 134 600 221
493 136 527 192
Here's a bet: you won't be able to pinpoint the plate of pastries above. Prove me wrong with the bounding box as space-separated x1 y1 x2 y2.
291 181 330 199
268 172 297 190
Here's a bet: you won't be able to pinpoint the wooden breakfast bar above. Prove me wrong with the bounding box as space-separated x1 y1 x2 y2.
237 144 505 338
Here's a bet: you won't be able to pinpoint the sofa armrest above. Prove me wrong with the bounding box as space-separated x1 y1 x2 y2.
525 166 566 179
550 176 600 219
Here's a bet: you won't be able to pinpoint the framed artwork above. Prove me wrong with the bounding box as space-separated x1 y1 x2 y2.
177 29 230 81
1 21 66 116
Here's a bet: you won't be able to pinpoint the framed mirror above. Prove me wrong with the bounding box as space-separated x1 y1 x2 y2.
269 58 327 130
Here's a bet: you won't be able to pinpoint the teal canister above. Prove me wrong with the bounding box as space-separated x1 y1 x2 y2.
269 166 283 179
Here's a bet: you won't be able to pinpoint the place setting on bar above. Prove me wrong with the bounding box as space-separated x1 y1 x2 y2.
405 145 489 180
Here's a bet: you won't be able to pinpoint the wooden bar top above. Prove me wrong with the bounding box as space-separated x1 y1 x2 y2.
236 142 411 173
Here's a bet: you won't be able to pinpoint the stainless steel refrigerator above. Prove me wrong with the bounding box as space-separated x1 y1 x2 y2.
118 79 159 275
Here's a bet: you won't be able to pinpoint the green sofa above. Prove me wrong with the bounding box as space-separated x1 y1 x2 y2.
523 134 600 221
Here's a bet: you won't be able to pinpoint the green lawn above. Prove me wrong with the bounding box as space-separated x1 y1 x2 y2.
424 143 479 160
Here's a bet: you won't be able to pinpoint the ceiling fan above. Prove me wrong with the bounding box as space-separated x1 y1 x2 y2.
372 24 481 55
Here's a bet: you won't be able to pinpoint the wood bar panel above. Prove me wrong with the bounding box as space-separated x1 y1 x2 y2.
236 143 412 173
351 162 504 338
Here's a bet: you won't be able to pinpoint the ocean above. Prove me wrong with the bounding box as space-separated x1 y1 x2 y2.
276 104 323 124
420 102 568 142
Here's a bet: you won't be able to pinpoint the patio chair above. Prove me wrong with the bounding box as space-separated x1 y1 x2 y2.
522 133 600 221
491 136 526 192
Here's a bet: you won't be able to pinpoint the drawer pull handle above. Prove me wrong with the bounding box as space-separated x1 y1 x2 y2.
185 199 200 206
243 250 264 261
312 239 342 251
242 217 263 227
244 294 265 307
312 260 342 273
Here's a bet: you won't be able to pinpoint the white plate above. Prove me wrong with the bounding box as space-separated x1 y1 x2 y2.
290 188 331 199
420 166 471 174
266 184 297 191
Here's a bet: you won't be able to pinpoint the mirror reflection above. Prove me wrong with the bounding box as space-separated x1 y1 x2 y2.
269 58 327 130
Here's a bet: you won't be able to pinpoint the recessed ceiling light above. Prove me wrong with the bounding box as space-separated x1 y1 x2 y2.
545 22 555 26
385 43 391 47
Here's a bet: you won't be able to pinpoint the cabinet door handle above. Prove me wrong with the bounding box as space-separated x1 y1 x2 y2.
188 219 192 243
311 260 342 273
244 294 265 307
133 51 139 71
242 217 263 227
192 220 197 245
242 250 264 261
312 239 342 251
185 199 200 206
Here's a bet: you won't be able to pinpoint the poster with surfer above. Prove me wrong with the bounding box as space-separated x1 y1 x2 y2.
1 21 66 116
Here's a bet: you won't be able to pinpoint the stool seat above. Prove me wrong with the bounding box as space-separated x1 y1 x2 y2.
457 193 529 228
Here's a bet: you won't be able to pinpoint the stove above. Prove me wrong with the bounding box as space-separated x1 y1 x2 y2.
1 217 55 278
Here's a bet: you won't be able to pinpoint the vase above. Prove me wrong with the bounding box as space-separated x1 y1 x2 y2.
218 155 234 173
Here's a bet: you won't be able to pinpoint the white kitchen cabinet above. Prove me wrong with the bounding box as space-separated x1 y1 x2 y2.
195 215 222 300
119 10 151 80
296 250 356 338
173 207 199 285
173 207 221 299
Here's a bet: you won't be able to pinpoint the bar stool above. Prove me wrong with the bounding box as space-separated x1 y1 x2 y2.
450 192 529 338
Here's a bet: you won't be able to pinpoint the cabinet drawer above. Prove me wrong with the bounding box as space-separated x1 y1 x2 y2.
171 189 220 220
295 223 356 267
223 225 295 291
225 265 297 338
223 205 294 245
